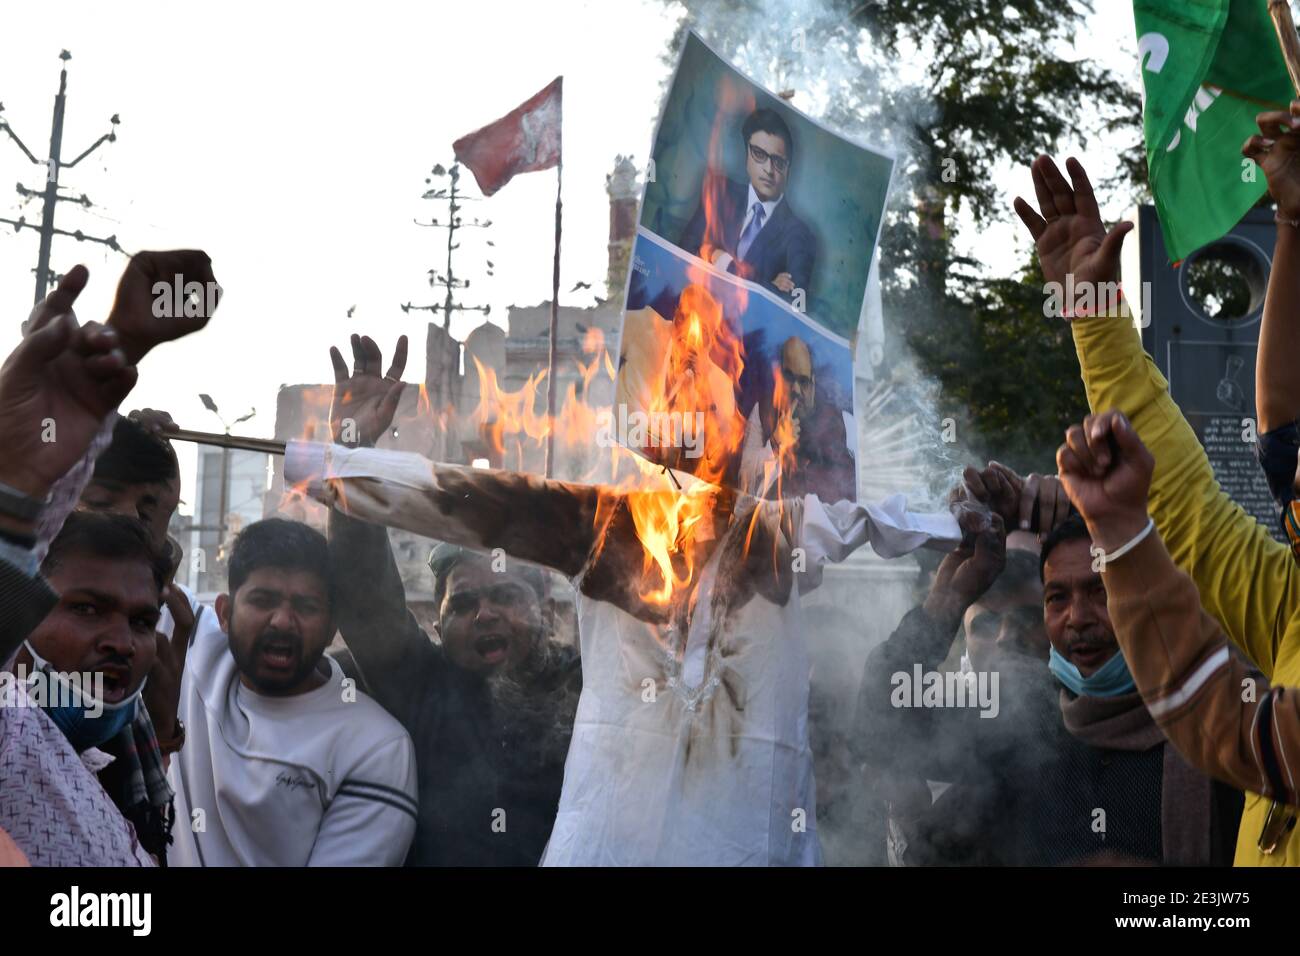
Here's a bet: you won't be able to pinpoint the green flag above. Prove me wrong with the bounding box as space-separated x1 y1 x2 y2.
1135 0 1294 261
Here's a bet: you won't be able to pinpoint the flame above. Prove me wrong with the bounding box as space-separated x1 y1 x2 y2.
769 359 799 490
471 356 551 462
458 298 743 608
624 480 715 605
614 282 748 606
272 384 337 520
581 326 605 355
746 359 801 571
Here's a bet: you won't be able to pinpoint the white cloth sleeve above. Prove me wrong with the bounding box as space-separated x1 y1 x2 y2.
286 440 505 549
287 440 962 593
792 492 961 592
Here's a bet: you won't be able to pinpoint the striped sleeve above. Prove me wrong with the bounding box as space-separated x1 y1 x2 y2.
1106 529 1298 805
0 545 57 664
334 778 419 822
1071 312 1296 676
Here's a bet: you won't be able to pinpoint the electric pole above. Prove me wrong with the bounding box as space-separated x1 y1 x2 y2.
0 50 123 306
402 162 493 329
198 394 256 544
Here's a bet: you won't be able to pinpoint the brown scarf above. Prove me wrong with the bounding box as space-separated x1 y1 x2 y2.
1059 688 1213 865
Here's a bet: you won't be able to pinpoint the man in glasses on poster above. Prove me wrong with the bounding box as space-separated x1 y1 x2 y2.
680 107 817 305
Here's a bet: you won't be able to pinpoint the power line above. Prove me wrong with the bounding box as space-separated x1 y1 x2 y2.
0 50 124 307
401 161 493 329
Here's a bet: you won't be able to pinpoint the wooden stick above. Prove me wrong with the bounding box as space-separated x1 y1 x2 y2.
1269 0 1300 96
169 427 286 457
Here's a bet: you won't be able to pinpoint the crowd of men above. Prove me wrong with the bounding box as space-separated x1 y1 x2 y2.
5 102 1300 867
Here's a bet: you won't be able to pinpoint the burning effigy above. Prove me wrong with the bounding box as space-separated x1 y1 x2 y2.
285 404 958 866
280 36 963 867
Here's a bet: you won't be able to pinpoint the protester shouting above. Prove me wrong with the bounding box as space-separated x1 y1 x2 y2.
858 464 1240 865
289 333 962 866
323 334 581 866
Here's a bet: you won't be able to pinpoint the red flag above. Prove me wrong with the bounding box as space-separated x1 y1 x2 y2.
453 77 562 197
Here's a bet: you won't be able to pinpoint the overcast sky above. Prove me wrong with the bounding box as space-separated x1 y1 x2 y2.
0 0 1139 511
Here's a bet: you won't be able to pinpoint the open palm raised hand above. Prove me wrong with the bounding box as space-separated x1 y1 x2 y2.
1013 155 1133 299
328 333 408 448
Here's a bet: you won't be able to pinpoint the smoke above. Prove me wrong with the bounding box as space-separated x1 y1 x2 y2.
487 634 583 772
665 0 1051 865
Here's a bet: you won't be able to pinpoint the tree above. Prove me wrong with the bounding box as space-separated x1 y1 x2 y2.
902 252 1090 470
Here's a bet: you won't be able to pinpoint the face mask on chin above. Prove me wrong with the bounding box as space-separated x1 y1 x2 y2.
1049 645 1136 698
22 641 143 752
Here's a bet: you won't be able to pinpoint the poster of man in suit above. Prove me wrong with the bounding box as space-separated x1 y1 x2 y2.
613 32 894 503
678 108 816 305
640 31 894 341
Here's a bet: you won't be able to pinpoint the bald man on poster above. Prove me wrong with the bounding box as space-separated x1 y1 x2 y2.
741 336 857 504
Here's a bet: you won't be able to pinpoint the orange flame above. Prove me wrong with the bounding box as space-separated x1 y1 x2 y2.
615 282 748 605
581 326 605 355
471 356 551 461
769 360 799 489
455 80 779 608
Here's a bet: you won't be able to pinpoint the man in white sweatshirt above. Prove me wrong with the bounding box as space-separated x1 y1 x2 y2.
168 518 417 866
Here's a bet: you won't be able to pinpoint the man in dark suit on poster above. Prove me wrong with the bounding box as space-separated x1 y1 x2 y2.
680 108 817 304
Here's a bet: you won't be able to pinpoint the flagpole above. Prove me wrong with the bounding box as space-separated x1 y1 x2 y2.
1269 0 1300 94
544 158 562 478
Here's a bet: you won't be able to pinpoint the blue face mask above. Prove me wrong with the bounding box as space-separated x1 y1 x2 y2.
1049 645 1137 698
23 641 142 752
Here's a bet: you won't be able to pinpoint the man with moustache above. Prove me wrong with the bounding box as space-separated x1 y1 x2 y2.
0 250 218 865
1033 515 1242 864
292 330 964 867
78 414 181 561
680 108 816 303
74 411 208 768
770 336 855 503
857 471 1242 865
168 518 417 866
0 513 169 866
329 532 582 867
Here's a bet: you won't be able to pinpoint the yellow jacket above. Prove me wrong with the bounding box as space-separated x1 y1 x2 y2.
1073 312 1300 866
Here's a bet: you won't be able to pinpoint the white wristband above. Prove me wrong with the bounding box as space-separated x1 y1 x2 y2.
1097 516 1154 565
